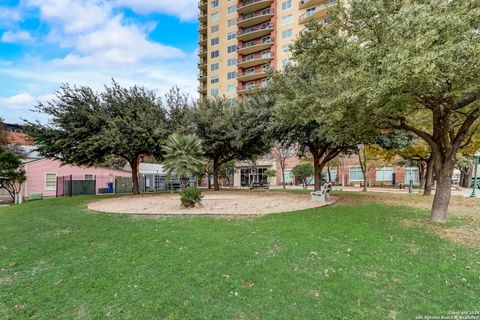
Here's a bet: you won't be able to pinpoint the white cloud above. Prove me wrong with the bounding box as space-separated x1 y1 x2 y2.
0 93 36 108
1 31 33 43
27 0 111 34
114 0 199 21
24 0 185 67
0 7 22 27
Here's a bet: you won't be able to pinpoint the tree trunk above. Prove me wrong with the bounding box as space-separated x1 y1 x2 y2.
327 163 332 182
213 158 221 191
358 151 367 192
430 162 454 223
130 157 140 195
418 161 426 191
423 154 434 196
312 153 322 191
207 173 212 189
281 165 286 190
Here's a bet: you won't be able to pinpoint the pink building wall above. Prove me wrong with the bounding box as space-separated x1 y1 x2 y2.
23 159 131 197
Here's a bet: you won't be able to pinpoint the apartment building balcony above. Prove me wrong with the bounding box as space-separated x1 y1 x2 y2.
238 23 274 42
198 85 207 94
198 0 207 10
238 8 274 28
199 35 207 45
198 46 207 58
198 60 207 70
238 37 273 55
198 23 207 34
237 51 273 68
198 11 207 23
198 72 208 80
237 0 273 15
237 80 269 94
299 0 337 23
237 66 270 82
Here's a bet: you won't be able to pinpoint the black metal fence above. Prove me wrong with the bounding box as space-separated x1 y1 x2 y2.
56 175 115 197
56 175 198 197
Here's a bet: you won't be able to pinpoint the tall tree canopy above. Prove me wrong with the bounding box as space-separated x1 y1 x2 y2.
266 64 362 191
25 81 169 194
193 97 272 191
294 0 480 222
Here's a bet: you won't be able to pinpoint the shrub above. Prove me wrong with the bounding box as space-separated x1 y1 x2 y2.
180 187 203 208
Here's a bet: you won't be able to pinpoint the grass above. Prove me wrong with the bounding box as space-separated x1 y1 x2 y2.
0 195 479 319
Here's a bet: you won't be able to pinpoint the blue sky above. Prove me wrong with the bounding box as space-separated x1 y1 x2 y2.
0 0 200 123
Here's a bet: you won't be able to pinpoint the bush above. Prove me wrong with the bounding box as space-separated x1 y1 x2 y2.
180 187 203 208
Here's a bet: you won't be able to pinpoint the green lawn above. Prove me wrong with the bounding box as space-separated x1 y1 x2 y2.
0 196 479 319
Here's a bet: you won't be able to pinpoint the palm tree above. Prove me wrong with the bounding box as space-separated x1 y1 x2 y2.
162 133 205 188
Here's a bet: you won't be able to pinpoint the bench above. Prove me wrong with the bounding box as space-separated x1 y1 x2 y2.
311 183 331 203
249 182 270 190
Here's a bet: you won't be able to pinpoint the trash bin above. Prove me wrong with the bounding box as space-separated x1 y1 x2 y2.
107 182 114 193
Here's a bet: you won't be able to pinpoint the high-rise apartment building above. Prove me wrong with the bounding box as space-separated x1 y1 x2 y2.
197 0 337 101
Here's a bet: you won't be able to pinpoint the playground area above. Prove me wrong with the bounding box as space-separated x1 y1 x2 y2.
88 191 333 215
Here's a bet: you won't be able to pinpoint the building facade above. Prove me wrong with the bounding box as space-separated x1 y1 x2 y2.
198 0 336 100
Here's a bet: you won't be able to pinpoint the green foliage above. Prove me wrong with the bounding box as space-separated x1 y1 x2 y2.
264 169 276 178
292 163 314 189
193 97 272 190
0 118 8 152
0 151 26 201
162 86 194 135
292 0 480 221
179 187 203 208
162 133 205 188
24 81 169 194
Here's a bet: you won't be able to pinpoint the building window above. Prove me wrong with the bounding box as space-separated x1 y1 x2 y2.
211 0 219 8
211 63 219 71
227 18 236 27
45 173 57 190
227 85 236 93
227 32 236 40
211 12 219 21
282 0 292 10
227 5 236 14
227 45 236 53
405 167 420 184
281 44 290 52
322 168 337 182
281 14 293 25
282 29 293 39
227 97 237 105
211 25 219 33
211 76 219 84
84 174 94 180
211 37 219 45
376 167 393 182
211 50 219 58
211 88 219 96
227 71 236 79
227 58 236 66
349 166 364 181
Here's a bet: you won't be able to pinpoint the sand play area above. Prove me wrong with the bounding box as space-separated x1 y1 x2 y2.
88 191 333 216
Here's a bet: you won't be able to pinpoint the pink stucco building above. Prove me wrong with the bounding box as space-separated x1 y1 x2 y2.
22 158 131 197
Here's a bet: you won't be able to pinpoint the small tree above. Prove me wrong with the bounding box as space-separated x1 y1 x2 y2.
0 151 26 202
0 118 9 152
292 164 314 190
162 133 205 189
272 144 294 189
264 169 277 185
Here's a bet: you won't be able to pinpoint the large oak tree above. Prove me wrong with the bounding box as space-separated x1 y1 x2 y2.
25 82 168 195
294 0 480 222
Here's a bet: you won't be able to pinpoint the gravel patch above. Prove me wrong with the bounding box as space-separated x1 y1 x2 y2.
88 191 333 216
